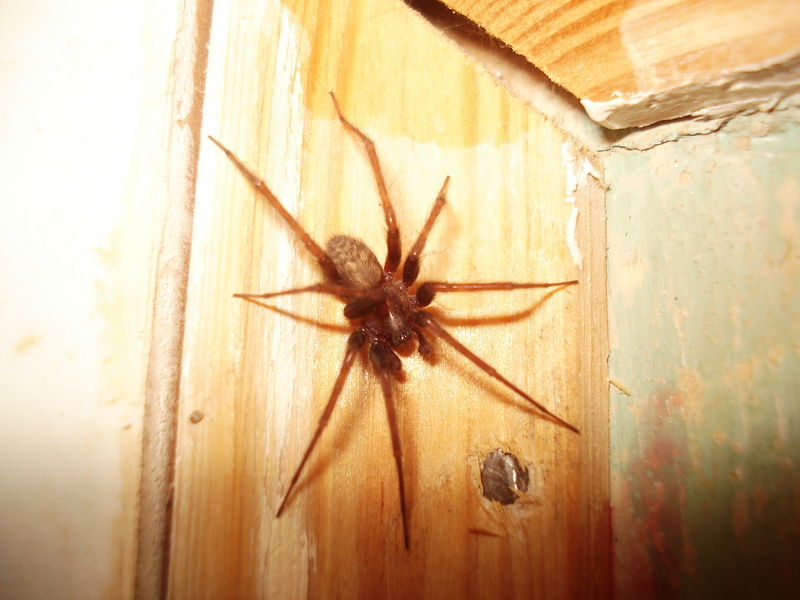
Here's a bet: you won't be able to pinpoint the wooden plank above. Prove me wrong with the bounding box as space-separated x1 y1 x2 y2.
0 0 197 598
169 0 608 597
438 0 800 128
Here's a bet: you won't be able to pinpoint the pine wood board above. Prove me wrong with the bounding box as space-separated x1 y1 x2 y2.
168 0 609 597
440 0 800 128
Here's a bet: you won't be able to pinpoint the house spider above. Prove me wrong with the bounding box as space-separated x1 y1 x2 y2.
208 93 579 549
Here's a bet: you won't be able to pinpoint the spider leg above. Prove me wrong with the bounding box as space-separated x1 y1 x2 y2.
416 280 578 307
411 325 432 356
208 135 340 282
416 311 580 434
234 283 380 301
276 330 367 518
329 92 401 276
402 176 450 286
369 343 410 549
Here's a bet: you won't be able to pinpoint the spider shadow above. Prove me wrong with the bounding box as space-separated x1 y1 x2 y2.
430 284 567 329
435 349 558 426
237 297 363 509
240 285 574 513
240 297 411 513
424 285 575 428
275 349 416 517
235 296 351 333
287 366 374 503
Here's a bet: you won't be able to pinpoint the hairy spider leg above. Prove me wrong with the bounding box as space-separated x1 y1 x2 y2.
329 92 402 276
402 176 450 286
207 135 341 282
404 187 578 432
247 175 455 357
415 280 579 307
276 330 367 518
416 311 580 433
369 343 411 549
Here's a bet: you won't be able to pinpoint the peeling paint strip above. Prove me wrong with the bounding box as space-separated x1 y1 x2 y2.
562 143 584 270
609 378 632 395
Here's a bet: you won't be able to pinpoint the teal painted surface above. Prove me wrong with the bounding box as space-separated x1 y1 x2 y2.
606 112 800 599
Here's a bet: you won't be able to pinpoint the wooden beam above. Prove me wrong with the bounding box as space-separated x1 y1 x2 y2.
439 0 800 128
168 0 609 597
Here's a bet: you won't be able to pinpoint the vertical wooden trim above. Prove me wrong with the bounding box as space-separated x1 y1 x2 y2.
134 1 215 598
577 154 611 597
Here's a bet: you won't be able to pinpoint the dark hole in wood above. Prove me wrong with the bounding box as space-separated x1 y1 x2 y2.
481 449 529 505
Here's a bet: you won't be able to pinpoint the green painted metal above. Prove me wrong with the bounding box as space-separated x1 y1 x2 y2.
606 112 800 599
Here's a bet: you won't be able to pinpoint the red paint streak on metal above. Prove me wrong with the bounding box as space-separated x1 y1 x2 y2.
614 478 657 599
614 389 694 599
732 489 749 541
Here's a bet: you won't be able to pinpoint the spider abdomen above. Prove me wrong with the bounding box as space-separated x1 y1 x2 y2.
326 235 383 288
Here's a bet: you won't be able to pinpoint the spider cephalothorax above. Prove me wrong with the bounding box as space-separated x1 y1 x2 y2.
209 93 578 549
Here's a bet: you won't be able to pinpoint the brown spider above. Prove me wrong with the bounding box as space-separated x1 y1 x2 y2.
208 93 579 549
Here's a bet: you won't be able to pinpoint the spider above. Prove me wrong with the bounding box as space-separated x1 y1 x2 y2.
208 92 579 549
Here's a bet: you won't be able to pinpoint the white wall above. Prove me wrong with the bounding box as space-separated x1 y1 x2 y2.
0 1 182 597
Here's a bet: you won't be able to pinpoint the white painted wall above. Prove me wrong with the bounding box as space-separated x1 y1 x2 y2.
0 1 181 597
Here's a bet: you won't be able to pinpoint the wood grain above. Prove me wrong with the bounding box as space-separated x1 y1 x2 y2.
439 0 800 128
167 0 608 597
